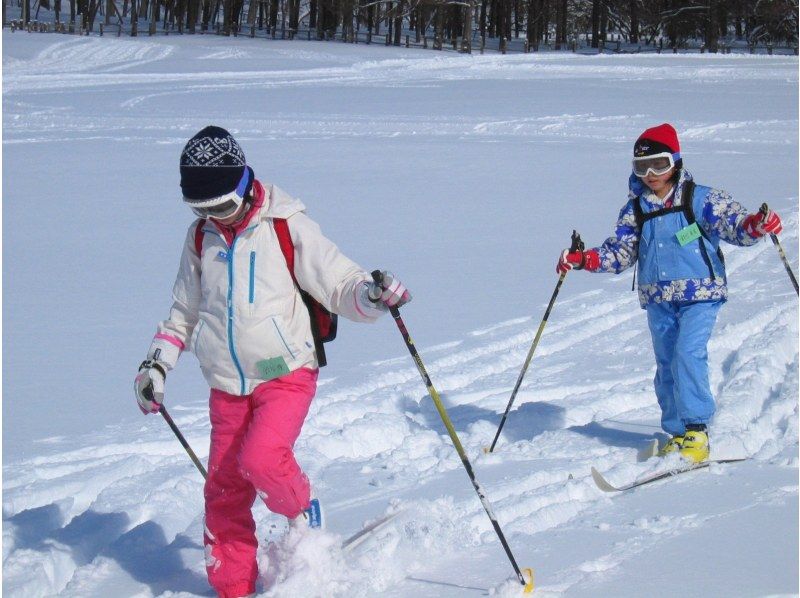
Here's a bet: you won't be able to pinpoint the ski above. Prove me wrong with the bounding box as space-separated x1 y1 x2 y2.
341 510 403 551
592 458 747 493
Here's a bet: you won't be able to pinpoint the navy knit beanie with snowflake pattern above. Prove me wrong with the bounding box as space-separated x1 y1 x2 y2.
180 126 253 202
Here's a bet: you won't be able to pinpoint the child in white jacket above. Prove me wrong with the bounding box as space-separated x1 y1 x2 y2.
134 126 410 598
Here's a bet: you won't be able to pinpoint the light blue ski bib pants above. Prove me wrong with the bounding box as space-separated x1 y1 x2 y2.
646 299 722 435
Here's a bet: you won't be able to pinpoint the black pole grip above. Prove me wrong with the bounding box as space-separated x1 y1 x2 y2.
568 230 586 269
371 269 384 288
760 202 769 216
570 229 585 253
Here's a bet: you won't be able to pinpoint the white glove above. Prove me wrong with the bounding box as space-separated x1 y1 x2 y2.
134 358 166 414
368 271 412 308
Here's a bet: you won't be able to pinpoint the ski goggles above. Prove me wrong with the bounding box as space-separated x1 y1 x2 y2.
632 151 679 177
190 197 243 220
184 167 250 220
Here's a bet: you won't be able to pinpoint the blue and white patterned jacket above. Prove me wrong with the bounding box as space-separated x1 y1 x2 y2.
591 169 760 308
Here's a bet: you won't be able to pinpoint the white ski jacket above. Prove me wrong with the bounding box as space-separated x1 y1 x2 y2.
146 179 384 396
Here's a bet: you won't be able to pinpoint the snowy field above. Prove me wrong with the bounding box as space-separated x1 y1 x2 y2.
3 34 798 596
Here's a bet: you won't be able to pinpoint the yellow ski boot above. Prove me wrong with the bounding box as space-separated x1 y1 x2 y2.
680 428 710 463
657 435 684 457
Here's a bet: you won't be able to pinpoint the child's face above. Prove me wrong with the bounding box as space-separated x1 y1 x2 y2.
642 168 675 196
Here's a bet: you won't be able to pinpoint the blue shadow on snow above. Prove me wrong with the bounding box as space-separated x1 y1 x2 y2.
4 506 210 596
414 392 566 444
569 421 664 449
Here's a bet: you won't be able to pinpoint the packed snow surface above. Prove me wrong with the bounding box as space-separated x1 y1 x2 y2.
3 35 798 597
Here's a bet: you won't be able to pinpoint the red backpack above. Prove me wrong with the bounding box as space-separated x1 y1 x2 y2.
194 218 337 367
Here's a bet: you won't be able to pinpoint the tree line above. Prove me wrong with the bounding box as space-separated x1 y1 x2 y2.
10 0 799 52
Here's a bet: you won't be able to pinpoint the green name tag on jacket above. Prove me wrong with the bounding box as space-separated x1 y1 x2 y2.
676 222 702 246
256 357 290 381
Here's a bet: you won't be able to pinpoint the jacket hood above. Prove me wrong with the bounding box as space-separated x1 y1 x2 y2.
261 181 306 219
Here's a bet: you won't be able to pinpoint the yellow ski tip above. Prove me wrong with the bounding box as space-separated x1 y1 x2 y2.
522 567 534 593
483 446 491 454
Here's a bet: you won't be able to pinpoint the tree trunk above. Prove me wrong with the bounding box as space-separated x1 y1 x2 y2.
150 0 157 33
268 0 277 33
717 0 728 38
734 0 743 39
706 0 718 52
200 0 210 29
554 0 563 48
629 0 638 43
187 0 196 31
461 0 473 51
526 0 537 50
289 0 299 32
130 0 138 34
88 0 99 29
245 0 255 26
590 0 599 47
598 0 606 47
393 0 402 44
435 1 443 48
513 0 520 38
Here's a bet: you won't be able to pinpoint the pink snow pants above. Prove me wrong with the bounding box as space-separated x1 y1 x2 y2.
203 367 318 598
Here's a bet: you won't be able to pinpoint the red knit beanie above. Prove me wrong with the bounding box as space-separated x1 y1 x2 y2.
634 123 680 158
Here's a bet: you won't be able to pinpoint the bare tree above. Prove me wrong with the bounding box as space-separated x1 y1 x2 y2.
706 0 718 51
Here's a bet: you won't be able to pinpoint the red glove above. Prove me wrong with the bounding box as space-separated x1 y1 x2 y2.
556 249 599 274
743 209 782 238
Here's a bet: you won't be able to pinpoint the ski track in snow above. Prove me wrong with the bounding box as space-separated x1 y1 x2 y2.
2 35 798 597
4 38 797 146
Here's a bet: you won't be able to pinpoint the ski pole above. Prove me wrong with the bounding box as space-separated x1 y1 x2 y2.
760 203 799 296
371 271 533 594
160 405 208 479
486 230 583 453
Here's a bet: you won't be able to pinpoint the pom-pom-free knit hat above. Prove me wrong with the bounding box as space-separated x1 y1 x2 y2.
180 126 253 206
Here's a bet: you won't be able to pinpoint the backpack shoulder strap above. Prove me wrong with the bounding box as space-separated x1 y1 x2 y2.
634 189 687 228
632 195 644 229
681 180 698 225
681 180 721 278
273 216 330 366
194 219 206 258
273 217 297 282
680 180 716 244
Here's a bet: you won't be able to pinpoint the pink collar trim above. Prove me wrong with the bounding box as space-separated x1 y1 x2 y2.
213 179 267 244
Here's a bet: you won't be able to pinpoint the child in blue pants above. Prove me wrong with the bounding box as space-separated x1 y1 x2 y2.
557 123 783 462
